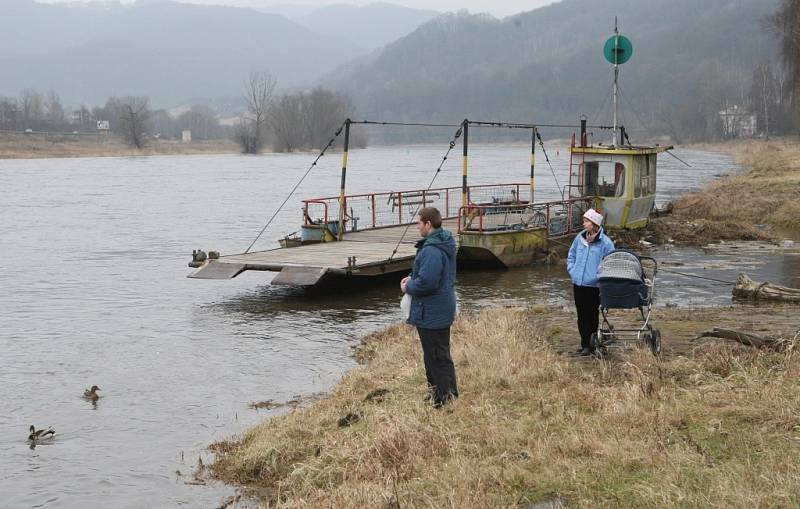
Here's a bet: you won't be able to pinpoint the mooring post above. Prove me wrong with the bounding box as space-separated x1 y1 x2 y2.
530 127 536 203
338 119 351 241
461 119 469 214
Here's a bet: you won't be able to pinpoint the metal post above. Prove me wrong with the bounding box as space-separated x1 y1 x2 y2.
371 194 376 228
461 119 469 210
530 128 536 204
611 19 619 147
338 119 350 241
580 116 587 147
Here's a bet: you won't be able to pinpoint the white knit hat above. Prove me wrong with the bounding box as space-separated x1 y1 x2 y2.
583 208 603 227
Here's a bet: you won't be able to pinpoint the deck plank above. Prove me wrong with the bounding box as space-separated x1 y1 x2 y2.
190 220 459 280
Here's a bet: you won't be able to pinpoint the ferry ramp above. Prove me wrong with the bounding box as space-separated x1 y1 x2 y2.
188 218 460 286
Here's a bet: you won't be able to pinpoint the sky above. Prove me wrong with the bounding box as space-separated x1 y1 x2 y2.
41 0 560 18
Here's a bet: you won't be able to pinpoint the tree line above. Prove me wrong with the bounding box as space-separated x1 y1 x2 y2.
0 74 362 153
665 0 800 143
236 71 365 154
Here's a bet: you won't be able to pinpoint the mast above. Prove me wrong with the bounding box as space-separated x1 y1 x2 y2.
612 17 619 147
603 18 632 147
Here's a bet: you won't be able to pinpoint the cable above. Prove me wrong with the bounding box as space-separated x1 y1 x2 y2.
352 120 460 128
665 150 693 168
388 125 463 260
658 267 736 285
534 129 564 201
243 122 346 254
351 119 616 130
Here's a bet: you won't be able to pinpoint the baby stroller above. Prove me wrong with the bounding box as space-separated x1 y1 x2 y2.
590 250 661 355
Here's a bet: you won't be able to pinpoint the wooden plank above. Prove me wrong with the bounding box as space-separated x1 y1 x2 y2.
188 261 246 279
271 266 328 286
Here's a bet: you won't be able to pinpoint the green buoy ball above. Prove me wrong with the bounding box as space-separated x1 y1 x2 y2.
604 34 633 65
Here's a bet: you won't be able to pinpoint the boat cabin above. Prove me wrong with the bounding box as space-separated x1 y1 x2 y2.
570 142 670 229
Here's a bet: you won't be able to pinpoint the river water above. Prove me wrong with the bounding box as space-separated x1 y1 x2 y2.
1 143 796 508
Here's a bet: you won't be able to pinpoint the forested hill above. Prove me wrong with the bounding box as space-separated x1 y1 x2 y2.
327 0 781 140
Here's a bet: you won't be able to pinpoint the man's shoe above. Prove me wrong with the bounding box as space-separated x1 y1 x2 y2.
575 346 585 354
578 348 593 356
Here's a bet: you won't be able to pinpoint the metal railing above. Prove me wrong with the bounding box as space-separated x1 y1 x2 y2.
458 197 594 238
301 183 531 232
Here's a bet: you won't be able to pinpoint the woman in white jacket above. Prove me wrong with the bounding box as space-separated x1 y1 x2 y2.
567 209 615 356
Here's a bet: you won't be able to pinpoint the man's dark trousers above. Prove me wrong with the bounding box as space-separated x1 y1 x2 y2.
573 284 601 349
417 326 458 405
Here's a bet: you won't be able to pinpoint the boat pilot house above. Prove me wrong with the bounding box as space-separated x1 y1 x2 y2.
570 141 668 230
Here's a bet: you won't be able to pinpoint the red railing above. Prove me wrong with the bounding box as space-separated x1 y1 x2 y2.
458 197 594 238
302 183 530 231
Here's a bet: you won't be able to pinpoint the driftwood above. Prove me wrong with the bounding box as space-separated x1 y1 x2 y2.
693 327 790 351
733 273 800 303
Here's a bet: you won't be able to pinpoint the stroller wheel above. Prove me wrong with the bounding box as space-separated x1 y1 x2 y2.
650 329 662 355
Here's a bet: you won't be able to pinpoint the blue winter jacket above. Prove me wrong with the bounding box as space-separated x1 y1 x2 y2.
405 228 457 329
567 228 615 287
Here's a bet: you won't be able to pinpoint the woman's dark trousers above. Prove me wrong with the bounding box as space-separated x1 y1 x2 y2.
573 284 601 350
417 327 458 405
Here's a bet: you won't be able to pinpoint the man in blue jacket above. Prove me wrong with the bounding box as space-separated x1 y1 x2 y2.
567 208 615 356
401 207 458 408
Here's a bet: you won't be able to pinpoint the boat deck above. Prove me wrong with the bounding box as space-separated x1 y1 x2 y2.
188 218 460 285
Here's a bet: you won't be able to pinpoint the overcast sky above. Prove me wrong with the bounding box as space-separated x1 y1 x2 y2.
42 0 560 18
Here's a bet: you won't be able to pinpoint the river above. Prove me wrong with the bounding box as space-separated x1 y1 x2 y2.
1 144 796 508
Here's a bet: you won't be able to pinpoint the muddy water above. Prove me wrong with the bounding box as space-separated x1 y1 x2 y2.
0 144 795 508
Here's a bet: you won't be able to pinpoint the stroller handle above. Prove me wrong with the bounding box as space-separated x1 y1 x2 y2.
637 256 658 278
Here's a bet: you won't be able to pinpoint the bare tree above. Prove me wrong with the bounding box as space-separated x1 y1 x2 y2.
118 96 151 149
302 88 352 149
767 0 800 116
19 89 44 129
239 70 276 153
45 90 65 128
269 93 304 153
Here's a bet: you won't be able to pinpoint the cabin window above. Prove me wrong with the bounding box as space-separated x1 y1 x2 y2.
582 161 625 197
636 155 657 197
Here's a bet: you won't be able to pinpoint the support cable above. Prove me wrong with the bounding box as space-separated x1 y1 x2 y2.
388 125 463 261
665 150 693 168
350 119 615 130
243 122 346 254
534 129 565 201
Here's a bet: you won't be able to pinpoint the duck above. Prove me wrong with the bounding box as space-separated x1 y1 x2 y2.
28 425 55 441
83 385 101 402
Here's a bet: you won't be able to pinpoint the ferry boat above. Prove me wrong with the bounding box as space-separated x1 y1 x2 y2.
189 24 672 286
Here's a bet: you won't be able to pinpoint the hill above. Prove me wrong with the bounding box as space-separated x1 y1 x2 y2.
326 0 781 141
0 0 362 106
296 2 440 52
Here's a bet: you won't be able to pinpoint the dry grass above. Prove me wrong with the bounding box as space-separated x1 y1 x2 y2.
211 307 800 508
672 139 800 230
0 133 238 159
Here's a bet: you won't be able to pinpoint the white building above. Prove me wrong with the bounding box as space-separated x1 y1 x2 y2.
718 105 756 138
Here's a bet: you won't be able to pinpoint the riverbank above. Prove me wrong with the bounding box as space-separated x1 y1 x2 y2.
0 132 239 158
642 138 800 245
210 305 800 507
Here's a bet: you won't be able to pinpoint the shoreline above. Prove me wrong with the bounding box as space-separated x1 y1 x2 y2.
0 133 241 159
204 138 800 506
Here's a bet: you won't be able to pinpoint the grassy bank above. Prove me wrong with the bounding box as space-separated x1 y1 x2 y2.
648 138 800 245
210 306 800 507
0 133 239 158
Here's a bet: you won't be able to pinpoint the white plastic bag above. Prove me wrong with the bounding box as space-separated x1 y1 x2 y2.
400 293 412 320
